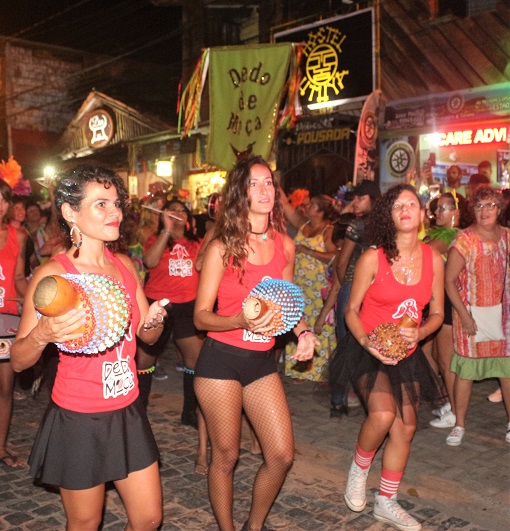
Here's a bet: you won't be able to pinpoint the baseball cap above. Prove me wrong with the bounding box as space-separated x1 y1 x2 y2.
352 180 381 200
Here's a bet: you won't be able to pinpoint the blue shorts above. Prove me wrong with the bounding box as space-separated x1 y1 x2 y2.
195 337 276 387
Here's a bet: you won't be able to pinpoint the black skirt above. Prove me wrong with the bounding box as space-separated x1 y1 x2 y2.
329 332 442 415
28 397 159 490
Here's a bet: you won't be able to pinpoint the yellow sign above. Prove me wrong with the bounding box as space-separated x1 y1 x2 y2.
274 9 374 107
300 26 349 104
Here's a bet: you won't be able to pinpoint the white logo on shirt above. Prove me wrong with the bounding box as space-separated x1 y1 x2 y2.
392 299 419 321
168 244 193 278
102 327 135 399
243 330 271 343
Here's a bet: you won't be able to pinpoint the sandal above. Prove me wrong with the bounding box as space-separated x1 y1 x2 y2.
194 460 209 476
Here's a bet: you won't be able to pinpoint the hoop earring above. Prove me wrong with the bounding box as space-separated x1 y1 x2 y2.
70 225 83 249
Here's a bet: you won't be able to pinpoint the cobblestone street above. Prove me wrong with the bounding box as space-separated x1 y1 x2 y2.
1 345 509 530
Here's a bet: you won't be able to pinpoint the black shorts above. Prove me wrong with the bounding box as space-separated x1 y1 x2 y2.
195 337 276 387
139 299 201 356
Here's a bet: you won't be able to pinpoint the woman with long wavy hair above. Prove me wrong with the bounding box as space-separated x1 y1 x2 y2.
193 156 318 531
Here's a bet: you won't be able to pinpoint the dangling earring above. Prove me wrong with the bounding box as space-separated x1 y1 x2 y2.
451 215 455 229
70 224 82 257
269 210 274 227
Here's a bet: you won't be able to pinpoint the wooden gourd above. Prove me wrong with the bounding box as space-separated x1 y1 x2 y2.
33 275 86 336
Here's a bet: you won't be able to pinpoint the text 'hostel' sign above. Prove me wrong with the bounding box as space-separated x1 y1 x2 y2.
275 8 374 108
208 43 292 170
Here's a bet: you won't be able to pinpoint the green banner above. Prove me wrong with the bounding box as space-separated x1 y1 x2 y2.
208 43 292 170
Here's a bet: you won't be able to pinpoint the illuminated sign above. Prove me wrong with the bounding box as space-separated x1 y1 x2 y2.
296 127 350 144
274 9 374 108
85 109 114 149
427 126 508 147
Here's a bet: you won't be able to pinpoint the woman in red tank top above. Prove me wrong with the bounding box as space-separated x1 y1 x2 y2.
11 166 168 530
0 178 28 469
193 156 318 531
336 184 445 530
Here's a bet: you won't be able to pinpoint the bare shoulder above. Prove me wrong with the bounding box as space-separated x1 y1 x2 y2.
429 246 445 269
29 257 67 284
115 252 139 274
281 232 295 250
359 246 378 265
206 237 225 256
15 226 28 243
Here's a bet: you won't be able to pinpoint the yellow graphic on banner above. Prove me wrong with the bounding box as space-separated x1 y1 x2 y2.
299 25 349 103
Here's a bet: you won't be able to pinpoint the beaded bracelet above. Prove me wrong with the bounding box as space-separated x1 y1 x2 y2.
137 365 156 375
298 329 313 340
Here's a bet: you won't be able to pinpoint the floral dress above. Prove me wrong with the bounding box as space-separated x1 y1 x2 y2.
285 222 337 381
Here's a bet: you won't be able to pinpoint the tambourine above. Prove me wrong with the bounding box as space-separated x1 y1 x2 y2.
207 193 222 220
368 313 418 361
33 274 132 355
242 279 305 336
0 313 20 360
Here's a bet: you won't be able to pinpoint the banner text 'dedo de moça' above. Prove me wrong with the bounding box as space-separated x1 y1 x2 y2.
208 43 292 170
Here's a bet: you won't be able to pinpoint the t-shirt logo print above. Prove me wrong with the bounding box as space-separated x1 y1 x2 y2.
392 299 419 321
168 244 193 278
102 328 135 399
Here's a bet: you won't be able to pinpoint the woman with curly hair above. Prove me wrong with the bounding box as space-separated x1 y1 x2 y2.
11 165 167 529
193 155 318 531
331 183 444 531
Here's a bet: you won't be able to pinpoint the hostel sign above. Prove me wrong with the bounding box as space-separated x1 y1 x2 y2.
275 9 375 108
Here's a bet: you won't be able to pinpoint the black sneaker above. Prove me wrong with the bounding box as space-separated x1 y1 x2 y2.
330 404 348 418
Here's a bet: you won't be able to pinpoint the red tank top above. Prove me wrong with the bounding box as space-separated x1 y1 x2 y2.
144 236 201 303
208 232 287 350
50 250 140 413
0 226 20 315
360 243 433 356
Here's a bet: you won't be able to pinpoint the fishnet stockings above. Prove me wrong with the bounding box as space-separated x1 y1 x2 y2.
195 373 294 531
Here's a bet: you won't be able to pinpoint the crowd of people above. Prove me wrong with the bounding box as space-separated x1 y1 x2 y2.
0 156 509 530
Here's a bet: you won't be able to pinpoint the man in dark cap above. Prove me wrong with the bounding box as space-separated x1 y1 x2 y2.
351 179 382 201
316 179 381 417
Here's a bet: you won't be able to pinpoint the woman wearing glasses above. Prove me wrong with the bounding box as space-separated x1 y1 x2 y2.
334 184 444 530
445 185 510 446
424 192 471 429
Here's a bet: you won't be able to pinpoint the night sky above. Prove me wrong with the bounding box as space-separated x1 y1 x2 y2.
1 0 183 122
0 0 182 66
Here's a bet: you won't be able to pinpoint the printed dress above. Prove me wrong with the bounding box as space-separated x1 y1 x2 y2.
285 222 337 381
451 227 510 361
